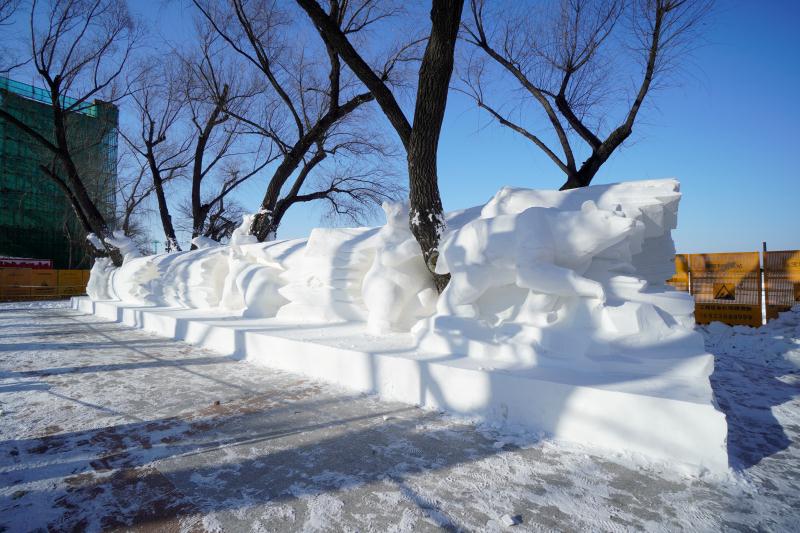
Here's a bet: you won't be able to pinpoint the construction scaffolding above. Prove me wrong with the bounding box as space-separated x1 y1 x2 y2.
0 76 117 268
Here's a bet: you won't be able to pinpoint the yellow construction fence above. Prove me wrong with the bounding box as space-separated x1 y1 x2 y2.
667 249 800 327
0 268 90 302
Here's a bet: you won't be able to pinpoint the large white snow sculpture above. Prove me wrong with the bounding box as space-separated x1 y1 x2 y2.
413 179 707 378
89 179 698 371
79 178 728 471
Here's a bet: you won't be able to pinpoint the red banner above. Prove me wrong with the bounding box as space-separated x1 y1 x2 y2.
0 257 53 269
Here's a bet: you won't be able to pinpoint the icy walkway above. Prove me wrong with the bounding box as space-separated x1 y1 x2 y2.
1 303 798 532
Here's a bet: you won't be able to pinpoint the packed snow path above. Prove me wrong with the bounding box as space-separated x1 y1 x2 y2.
1 303 798 532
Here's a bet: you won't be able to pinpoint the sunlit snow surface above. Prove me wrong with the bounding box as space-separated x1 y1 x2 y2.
0 301 798 532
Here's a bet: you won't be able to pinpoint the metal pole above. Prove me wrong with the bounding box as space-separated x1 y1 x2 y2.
762 241 768 324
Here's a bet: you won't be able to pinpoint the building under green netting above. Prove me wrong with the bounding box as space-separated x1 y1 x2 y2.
0 77 117 269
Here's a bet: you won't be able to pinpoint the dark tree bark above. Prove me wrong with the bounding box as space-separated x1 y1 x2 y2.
190 85 230 245
406 0 463 290
295 0 464 292
144 144 181 252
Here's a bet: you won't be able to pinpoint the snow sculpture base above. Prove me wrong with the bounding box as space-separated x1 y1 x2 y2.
72 296 728 473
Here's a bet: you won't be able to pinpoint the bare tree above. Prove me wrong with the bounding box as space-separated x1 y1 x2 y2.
121 59 191 251
116 154 153 240
114 139 180 255
177 188 247 243
178 31 274 247
0 0 17 23
202 195 245 242
463 0 712 190
0 0 139 265
295 0 464 292
310 163 404 226
194 0 402 242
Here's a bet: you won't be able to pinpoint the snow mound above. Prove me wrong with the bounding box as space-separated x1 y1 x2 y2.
704 305 800 370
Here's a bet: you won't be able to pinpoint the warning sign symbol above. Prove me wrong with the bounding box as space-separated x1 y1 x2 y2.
713 283 736 300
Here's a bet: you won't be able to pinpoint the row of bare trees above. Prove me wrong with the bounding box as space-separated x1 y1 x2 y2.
1 0 711 287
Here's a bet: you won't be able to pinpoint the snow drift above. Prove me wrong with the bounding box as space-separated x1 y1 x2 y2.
80 179 728 472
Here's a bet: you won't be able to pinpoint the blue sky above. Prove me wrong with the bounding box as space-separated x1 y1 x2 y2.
7 1 799 254
276 0 800 254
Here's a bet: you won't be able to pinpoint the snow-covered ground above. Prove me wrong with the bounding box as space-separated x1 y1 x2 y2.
1 301 798 532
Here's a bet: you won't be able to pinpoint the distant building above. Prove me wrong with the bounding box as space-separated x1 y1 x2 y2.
0 77 117 268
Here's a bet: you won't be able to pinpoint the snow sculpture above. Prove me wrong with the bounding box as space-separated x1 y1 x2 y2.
79 179 728 472
218 246 254 312
414 179 709 379
434 200 637 316
104 231 143 263
277 227 380 323
109 255 161 305
85 210 307 316
362 202 437 333
84 180 697 370
86 257 116 301
218 239 306 318
211 213 312 318
87 232 153 303
156 247 230 308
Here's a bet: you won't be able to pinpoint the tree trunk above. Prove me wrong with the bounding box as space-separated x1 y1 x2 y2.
559 157 603 191
249 92 372 242
406 0 464 292
190 86 229 249
190 129 210 247
51 103 123 265
146 151 182 252
559 126 633 191
250 159 298 242
294 0 463 291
